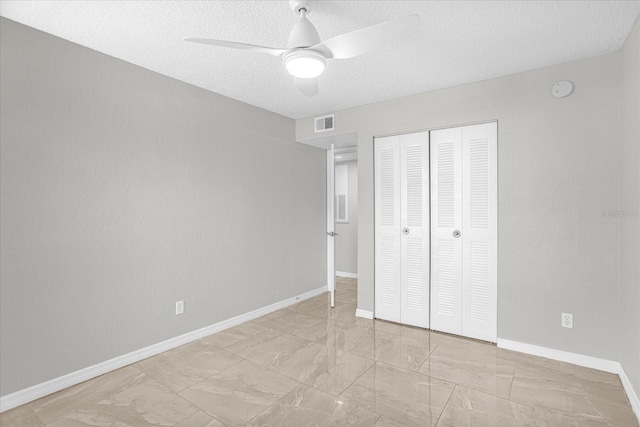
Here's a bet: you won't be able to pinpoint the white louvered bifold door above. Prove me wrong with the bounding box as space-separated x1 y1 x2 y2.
374 136 401 323
461 123 497 342
430 127 463 335
400 132 430 328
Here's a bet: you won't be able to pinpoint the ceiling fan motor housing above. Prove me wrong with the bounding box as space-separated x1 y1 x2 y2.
288 15 322 48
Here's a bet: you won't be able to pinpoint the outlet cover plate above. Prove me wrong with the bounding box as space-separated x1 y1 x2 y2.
176 300 184 315
561 312 573 328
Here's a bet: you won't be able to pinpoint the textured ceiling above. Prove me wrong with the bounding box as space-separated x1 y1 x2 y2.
1 1 639 119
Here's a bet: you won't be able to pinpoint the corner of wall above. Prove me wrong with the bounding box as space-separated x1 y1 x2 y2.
619 13 640 399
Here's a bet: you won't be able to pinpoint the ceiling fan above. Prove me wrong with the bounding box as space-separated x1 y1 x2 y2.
184 0 420 97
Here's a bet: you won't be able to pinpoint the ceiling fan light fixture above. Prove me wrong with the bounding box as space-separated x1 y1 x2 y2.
283 50 326 79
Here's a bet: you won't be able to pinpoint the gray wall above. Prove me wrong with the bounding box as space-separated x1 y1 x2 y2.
620 16 640 397
0 18 326 396
335 160 358 275
296 52 623 362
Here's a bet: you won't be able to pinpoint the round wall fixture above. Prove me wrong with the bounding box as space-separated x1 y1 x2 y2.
552 80 573 98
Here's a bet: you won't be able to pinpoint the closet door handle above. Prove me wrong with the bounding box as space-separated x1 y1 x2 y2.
453 230 461 238
402 227 410 235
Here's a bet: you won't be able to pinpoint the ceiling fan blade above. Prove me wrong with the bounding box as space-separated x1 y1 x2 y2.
311 14 420 59
183 37 288 57
294 77 318 97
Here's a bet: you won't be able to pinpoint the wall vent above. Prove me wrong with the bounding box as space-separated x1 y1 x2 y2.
314 114 335 133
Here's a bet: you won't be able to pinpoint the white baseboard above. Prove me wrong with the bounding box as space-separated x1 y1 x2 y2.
497 339 620 373
355 309 373 319
0 286 327 413
336 271 358 279
619 366 640 423
498 338 640 423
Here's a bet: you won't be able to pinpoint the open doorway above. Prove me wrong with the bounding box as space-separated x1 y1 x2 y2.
334 149 358 307
296 132 358 310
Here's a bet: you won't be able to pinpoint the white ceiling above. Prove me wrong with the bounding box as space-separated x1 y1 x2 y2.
1 1 639 119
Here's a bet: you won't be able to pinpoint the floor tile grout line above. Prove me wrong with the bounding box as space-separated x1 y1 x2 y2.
414 342 439 373
176 385 230 427
507 360 518 400
308 353 377 399
337 361 379 401
165 355 246 395
433 384 457 426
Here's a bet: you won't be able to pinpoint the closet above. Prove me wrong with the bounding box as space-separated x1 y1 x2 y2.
374 122 497 342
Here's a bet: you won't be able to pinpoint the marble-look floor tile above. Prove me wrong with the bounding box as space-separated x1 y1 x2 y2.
349 329 436 372
371 320 417 336
296 319 375 352
253 310 325 335
30 365 147 424
174 411 226 427
275 342 374 396
496 348 565 374
584 391 639 426
436 385 568 427
509 374 601 422
373 415 408 427
559 362 628 401
47 379 199 427
308 304 360 324
402 326 432 345
198 323 281 349
225 331 315 370
340 362 455 427
223 328 283 356
137 341 242 392
426 330 487 350
245 385 379 427
334 293 357 305
286 294 330 313
509 360 638 425
178 360 300 426
0 404 45 427
418 343 515 398
352 317 376 329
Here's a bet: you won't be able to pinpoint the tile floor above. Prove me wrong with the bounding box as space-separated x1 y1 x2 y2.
1 278 637 426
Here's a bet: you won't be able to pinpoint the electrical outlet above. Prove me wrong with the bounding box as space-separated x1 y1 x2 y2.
176 300 184 315
561 312 573 328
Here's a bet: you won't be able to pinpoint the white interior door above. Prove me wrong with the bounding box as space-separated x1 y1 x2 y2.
430 127 463 334
400 132 430 328
374 136 401 323
327 144 335 308
461 123 497 342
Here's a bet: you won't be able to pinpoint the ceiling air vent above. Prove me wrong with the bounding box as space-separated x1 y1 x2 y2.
314 114 335 133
